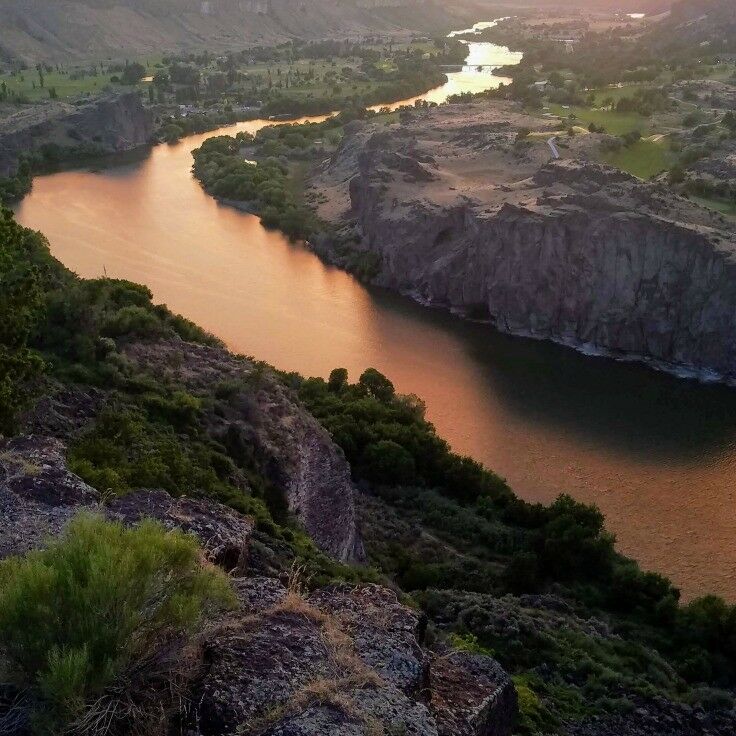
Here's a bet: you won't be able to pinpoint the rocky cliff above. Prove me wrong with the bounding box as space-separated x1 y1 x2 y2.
8 336 365 564
313 103 736 383
0 91 153 178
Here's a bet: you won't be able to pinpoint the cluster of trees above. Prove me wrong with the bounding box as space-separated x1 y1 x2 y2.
0 207 46 433
192 134 316 239
611 88 672 116
152 38 461 119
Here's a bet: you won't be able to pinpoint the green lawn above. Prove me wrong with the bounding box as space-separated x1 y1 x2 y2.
0 56 163 101
0 70 121 101
690 194 736 218
599 139 671 179
548 103 651 136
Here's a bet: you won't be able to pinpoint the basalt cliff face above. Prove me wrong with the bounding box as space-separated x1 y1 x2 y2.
313 103 736 383
0 91 153 178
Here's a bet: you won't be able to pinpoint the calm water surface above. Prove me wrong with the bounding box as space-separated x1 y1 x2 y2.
13 27 736 601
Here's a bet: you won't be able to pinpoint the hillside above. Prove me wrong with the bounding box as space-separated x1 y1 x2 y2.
0 0 480 64
646 0 736 53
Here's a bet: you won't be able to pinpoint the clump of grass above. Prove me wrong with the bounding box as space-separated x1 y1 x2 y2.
0 513 236 734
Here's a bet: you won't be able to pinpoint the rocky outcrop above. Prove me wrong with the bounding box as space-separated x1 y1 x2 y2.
122 339 365 563
0 435 100 559
107 489 255 572
193 578 516 736
6 337 366 565
0 436 254 566
0 92 153 178
567 697 736 736
0 443 518 736
430 652 517 736
319 105 736 383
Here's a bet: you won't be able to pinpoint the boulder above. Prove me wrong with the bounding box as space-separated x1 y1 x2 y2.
106 489 255 571
0 435 100 559
430 651 517 736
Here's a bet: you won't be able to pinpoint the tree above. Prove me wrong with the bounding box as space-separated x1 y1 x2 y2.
120 62 146 85
360 439 416 485
0 208 46 434
358 367 395 403
328 367 348 392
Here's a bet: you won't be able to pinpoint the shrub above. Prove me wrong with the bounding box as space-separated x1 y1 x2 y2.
360 439 416 485
0 514 235 733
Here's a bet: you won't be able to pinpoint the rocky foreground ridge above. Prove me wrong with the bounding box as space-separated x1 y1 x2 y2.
0 433 516 736
0 91 153 178
312 103 736 383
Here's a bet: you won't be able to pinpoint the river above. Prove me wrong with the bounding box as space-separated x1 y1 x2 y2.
13 26 736 602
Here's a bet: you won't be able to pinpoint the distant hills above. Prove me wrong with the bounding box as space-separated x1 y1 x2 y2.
0 0 480 63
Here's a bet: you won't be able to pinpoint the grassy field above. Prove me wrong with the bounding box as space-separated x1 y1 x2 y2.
599 138 672 179
0 70 120 101
690 194 736 218
0 56 163 102
548 103 651 136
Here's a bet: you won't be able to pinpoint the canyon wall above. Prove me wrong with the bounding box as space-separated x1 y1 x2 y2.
0 91 152 177
321 108 736 383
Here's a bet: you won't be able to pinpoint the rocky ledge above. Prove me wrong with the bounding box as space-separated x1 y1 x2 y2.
191 576 517 736
312 103 736 384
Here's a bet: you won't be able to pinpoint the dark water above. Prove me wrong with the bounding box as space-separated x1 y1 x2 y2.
12 30 736 601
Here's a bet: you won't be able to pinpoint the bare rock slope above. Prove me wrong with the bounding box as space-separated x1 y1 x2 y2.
313 103 736 383
0 0 475 63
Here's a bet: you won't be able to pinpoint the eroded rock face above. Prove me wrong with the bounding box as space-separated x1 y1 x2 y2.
106 489 255 572
430 651 517 736
122 339 365 563
308 584 429 697
317 104 736 383
0 438 254 569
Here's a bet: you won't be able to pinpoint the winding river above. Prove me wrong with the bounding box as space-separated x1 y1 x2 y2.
13 26 736 601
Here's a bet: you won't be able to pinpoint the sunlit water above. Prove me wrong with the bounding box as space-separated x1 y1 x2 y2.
13 24 736 601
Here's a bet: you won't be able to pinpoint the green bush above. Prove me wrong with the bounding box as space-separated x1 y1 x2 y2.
0 514 235 732
0 207 47 433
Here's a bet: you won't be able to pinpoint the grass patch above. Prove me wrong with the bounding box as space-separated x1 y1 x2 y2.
549 103 650 136
600 139 671 179
689 194 736 218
